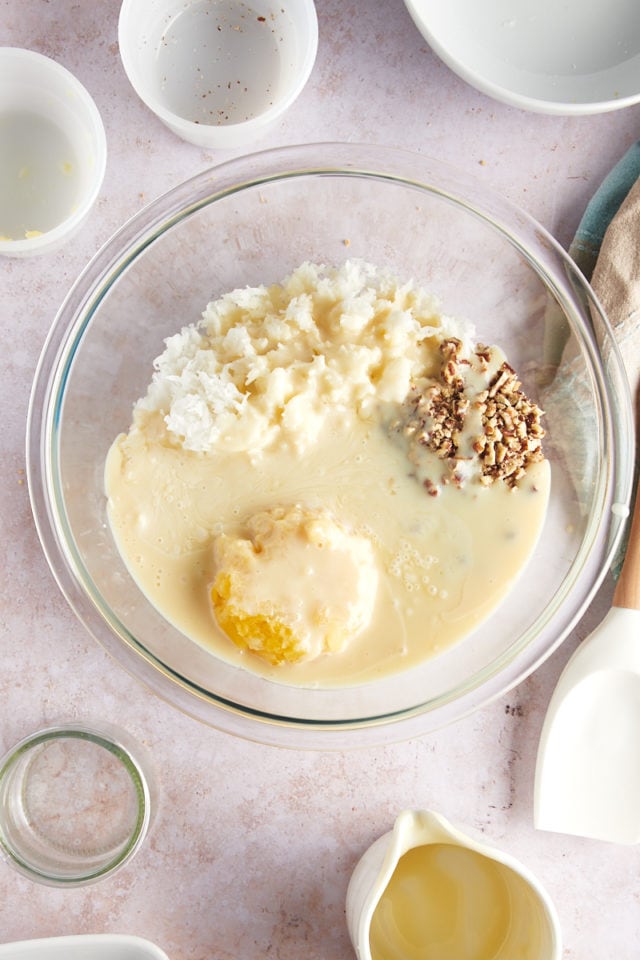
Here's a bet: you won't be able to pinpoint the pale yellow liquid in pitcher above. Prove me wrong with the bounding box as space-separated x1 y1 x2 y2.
370 844 513 960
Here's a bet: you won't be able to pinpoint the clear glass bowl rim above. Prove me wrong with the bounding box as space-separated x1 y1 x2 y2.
25 141 635 748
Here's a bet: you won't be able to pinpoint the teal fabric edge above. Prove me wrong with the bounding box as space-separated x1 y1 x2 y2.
570 140 640 279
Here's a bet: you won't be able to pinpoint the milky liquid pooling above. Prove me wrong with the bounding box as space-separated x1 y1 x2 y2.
105 261 550 688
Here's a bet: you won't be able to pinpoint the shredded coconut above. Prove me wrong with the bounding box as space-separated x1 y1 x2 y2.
133 260 474 458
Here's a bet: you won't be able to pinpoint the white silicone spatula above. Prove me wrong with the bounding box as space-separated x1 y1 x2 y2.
534 479 640 843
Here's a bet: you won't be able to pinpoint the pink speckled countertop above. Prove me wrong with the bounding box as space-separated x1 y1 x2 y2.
2 1 640 957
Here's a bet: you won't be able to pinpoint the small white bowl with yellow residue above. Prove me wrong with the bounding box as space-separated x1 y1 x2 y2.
0 48 106 258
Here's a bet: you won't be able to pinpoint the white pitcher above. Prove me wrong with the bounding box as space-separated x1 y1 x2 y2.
346 809 561 960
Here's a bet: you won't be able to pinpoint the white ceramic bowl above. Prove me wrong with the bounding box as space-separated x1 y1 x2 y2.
118 0 318 148
0 936 168 960
404 0 640 115
0 48 106 257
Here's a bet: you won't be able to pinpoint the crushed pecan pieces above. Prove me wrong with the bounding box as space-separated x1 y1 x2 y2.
474 360 545 486
401 338 469 463
391 337 545 491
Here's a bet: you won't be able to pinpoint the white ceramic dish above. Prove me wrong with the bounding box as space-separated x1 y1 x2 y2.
0 935 169 960
404 0 640 115
0 47 106 257
118 0 318 148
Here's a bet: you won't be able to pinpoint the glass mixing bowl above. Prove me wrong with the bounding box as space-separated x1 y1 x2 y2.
27 143 634 748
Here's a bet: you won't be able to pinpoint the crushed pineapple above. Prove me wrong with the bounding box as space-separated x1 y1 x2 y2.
210 504 378 665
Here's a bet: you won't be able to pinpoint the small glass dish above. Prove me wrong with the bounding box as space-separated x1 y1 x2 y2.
0 724 152 886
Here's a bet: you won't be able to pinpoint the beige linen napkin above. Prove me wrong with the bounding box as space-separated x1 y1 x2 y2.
587 172 640 577
541 151 640 578
591 174 640 400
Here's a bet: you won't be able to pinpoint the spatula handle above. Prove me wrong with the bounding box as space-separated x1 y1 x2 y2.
613 485 640 610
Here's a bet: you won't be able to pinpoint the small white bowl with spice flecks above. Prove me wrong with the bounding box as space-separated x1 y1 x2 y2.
0 48 106 258
118 0 318 149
